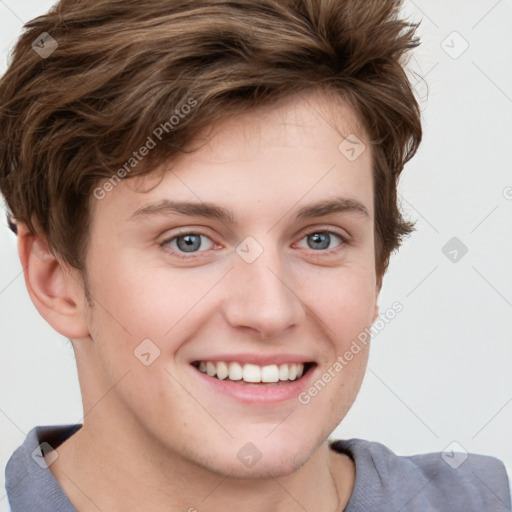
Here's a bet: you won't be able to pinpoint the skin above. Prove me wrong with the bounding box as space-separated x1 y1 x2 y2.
18 90 380 511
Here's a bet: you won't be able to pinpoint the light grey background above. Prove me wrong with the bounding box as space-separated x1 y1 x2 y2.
1 0 511 508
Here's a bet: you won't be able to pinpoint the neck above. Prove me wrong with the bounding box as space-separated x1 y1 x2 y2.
49 416 355 512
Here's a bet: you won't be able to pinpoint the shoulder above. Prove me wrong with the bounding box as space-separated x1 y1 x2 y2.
331 438 511 512
5 424 81 512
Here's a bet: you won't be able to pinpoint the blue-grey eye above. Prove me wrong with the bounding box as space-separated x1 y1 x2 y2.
298 231 343 251
165 233 214 254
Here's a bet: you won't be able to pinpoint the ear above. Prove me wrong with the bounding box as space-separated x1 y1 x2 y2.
16 223 90 339
372 274 382 323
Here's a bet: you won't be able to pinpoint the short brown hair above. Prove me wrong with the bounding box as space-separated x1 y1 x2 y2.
0 0 421 282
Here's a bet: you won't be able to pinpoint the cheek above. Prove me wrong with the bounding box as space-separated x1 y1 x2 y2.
84 255 223 364
303 263 376 407
87 248 172 331
302 264 377 333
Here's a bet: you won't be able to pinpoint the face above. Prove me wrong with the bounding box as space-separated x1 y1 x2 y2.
77 91 379 478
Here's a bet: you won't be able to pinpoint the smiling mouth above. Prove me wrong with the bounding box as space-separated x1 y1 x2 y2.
192 361 316 385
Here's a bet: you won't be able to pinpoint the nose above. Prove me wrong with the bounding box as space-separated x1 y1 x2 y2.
222 241 305 339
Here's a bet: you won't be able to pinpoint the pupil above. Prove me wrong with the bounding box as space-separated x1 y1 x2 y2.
177 234 201 252
309 232 329 250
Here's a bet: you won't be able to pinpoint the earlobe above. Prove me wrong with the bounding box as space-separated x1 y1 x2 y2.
372 302 379 324
17 224 90 339
372 279 381 324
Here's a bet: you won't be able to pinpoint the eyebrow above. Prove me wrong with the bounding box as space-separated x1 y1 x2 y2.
128 196 371 224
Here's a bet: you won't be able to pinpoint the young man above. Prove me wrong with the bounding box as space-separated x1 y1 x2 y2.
0 1 509 510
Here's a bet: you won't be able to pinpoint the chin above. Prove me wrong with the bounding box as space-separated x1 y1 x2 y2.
194 435 316 480
214 453 308 480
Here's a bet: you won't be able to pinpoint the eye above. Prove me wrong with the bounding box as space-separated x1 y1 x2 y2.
160 228 348 260
295 230 346 252
161 232 215 258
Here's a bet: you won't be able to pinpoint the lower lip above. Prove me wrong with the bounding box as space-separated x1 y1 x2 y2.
192 366 316 404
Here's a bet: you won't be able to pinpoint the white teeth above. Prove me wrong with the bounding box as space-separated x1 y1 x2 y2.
261 365 279 383
196 361 306 383
228 362 243 381
206 361 216 377
216 361 229 380
243 364 261 383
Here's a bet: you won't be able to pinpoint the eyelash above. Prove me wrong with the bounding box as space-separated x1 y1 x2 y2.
160 228 349 260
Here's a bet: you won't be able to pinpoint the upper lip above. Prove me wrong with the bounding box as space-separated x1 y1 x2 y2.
189 353 315 366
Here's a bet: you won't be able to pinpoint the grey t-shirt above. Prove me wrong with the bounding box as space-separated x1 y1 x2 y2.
5 424 511 511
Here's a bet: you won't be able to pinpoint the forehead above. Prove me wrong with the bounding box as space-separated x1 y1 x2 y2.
192 90 366 158
90 90 373 226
